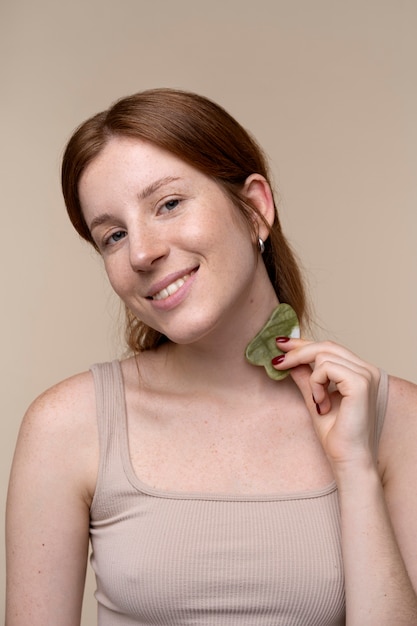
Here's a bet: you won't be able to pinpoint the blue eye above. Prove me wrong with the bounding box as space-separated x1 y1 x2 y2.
107 230 126 245
162 199 179 212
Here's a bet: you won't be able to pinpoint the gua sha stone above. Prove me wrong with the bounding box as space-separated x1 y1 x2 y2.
245 303 300 380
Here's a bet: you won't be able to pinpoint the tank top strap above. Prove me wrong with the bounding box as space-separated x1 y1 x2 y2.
90 360 125 440
90 360 127 509
374 369 389 453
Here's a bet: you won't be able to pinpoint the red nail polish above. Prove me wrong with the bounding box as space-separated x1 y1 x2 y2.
276 336 290 343
312 394 321 415
272 354 286 365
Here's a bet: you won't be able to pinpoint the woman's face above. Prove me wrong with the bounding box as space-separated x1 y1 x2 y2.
79 137 276 346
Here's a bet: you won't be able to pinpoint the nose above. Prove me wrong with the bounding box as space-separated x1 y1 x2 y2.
128 227 170 271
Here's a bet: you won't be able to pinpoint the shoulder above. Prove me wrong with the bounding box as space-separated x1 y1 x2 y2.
387 374 417 404
23 369 96 435
13 369 99 503
6 370 100 622
378 375 417 483
385 375 417 430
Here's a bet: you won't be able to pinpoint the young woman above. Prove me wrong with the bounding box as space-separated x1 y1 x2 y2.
6 89 417 625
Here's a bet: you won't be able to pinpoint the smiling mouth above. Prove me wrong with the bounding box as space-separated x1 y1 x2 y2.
148 269 197 301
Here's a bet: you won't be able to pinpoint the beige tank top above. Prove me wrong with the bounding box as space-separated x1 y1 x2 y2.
89 361 389 625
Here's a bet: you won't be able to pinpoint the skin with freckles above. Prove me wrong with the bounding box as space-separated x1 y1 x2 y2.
271 336 417 622
6 112 417 625
78 139 417 624
79 137 278 348
272 337 381 468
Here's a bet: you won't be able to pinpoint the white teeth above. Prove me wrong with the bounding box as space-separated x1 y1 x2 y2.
152 273 191 300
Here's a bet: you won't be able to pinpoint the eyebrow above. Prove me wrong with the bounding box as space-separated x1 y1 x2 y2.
88 176 181 233
89 212 118 233
137 176 181 200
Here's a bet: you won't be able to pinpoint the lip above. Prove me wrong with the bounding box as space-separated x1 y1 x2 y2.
145 266 199 309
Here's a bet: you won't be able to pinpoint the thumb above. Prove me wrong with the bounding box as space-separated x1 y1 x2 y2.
288 364 318 414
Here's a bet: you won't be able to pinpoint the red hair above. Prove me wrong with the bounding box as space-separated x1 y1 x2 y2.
61 88 309 351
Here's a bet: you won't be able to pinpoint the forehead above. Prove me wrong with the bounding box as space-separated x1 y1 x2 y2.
78 137 239 230
78 136 208 212
81 136 192 185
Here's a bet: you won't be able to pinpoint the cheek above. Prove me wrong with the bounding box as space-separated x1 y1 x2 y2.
103 258 132 298
188 206 251 253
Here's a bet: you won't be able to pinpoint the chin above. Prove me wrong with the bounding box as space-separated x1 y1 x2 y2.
162 317 221 346
151 302 239 347
164 330 209 346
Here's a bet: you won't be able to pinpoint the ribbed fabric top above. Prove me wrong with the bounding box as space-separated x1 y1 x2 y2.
89 361 389 626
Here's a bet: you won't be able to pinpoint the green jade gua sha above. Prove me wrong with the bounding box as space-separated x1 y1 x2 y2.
245 303 300 380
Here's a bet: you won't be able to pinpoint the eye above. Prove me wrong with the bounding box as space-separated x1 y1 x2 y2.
105 230 127 246
159 198 180 214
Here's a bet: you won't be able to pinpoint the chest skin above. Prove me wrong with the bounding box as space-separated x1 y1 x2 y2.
121 357 334 498
89 360 346 626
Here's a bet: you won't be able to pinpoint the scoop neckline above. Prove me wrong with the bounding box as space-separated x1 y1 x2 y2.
111 360 338 503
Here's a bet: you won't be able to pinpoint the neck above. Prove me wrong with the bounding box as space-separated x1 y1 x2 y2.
163 287 280 394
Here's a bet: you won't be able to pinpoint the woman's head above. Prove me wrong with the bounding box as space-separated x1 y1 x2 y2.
62 88 308 350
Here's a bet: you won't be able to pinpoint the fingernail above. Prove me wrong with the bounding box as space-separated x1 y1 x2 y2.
276 336 290 343
272 354 286 365
312 394 321 415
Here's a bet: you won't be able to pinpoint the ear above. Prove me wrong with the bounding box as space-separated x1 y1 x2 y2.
242 174 275 242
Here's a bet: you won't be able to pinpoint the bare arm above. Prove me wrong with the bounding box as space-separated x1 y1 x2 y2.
5 372 98 626
273 341 417 625
335 375 417 624
378 376 417 609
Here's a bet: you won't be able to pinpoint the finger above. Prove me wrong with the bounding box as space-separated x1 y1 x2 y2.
275 338 375 374
287 364 333 417
274 341 379 391
310 359 374 404
271 345 330 414
287 364 319 414
273 349 375 416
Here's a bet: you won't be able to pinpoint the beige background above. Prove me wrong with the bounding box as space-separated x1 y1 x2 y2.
1 0 416 622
